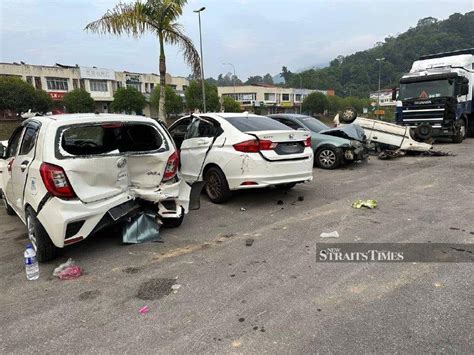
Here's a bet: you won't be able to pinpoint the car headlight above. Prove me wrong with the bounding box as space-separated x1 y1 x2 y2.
350 140 362 148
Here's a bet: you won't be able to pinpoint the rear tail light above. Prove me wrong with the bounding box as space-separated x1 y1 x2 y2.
233 140 277 153
101 122 123 129
39 163 76 198
163 151 179 181
305 137 311 147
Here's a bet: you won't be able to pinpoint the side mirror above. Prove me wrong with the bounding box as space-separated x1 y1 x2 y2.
391 88 398 101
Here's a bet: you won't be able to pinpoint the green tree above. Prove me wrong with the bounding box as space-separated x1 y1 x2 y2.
262 73 274 85
150 85 183 117
0 76 53 114
85 0 200 124
302 92 328 115
62 89 95 113
245 76 263 85
222 96 241 112
112 87 146 114
185 80 219 112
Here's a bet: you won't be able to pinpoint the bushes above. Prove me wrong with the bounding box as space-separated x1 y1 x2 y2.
62 89 95 113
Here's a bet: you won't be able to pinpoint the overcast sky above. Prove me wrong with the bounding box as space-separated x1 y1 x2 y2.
1 0 472 79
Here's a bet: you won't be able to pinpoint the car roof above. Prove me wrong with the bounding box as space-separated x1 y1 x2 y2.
268 114 313 119
24 113 159 127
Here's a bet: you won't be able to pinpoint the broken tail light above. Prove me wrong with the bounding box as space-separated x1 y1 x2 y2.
39 163 76 198
233 140 277 153
163 151 179 181
305 137 311 147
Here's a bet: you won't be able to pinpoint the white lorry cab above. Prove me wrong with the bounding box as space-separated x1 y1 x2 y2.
396 48 474 142
0 114 191 261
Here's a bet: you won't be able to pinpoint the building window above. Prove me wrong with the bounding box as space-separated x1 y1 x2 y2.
225 93 256 102
281 93 290 101
89 79 108 92
150 83 154 91
26 76 33 86
145 83 150 93
127 82 141 91
170 85 177 91
182 85 187 91
34 77 42 89
73 79 79 89
294 94 302 102
46 77 69 91
264 93 276 101
80 79 85 90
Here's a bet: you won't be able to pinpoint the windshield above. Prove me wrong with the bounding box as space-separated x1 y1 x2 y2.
295 116 329 133
224 116 290 132
399 79 455 100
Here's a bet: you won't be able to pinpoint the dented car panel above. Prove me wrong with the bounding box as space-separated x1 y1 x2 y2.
1 114 190 260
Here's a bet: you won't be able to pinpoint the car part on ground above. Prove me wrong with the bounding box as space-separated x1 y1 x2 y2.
352 199 378 209
0 114 193 262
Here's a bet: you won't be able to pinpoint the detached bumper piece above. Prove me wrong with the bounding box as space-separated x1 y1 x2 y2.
122 213 162 244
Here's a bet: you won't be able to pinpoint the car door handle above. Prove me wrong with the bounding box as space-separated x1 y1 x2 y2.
20 160 29 172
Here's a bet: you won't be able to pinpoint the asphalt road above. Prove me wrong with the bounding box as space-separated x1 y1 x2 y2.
1 140 473 353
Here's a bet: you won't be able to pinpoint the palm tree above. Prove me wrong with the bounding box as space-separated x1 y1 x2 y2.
85 0 200 123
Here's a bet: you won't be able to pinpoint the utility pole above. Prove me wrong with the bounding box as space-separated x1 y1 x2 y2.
194 7 206 112
376 57 385 120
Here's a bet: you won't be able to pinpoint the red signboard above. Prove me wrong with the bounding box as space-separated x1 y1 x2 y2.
48 92 67 101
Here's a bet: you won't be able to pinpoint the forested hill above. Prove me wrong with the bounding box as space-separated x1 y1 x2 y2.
283 12 474 97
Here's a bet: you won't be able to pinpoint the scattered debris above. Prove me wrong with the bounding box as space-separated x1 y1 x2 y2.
379 149 455 160
352 199 378 209
298 196 305 202
240 207 247 212
139 305 150 315
320 231 340 238
418 150 456 157
78 290 101 301
277 200 284 205
378 149 406 160
238 317 245 322
53 258 82 280
171 284 182 293
122 213 162 244
245 238 255 246
58 266 82 280
136 278 177 300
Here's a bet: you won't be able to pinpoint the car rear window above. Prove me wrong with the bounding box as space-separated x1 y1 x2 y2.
57 122 168 157
223 116 290 132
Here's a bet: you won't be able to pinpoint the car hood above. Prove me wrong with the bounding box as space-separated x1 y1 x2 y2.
319 123 366 142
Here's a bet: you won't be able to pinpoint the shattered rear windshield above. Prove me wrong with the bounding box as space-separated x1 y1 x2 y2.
57 122 168 158
223 116 290 132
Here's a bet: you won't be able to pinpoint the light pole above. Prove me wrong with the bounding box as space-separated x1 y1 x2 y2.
194 7 206 113
222 62 236 95
376 57 385 119
297 73 303 114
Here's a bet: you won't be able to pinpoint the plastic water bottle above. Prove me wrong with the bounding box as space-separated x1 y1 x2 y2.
24 244 39 280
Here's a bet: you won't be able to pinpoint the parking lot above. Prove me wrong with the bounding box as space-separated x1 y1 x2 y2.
1 140 473 353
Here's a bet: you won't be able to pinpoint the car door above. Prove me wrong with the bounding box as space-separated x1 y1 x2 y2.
2 126 24 210
179 118 219 183
11 122 40 215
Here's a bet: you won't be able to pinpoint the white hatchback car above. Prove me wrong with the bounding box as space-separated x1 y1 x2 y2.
0 114 190 261
169 113 314 203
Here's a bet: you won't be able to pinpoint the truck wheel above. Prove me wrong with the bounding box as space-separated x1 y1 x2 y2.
2 192 15 216
452 120 465 143
26 207 59 262
204 166 232 204
161 207 185 228
315 146 341 169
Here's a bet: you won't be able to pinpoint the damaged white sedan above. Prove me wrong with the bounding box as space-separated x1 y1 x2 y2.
169 113 314 203
0 114 191 261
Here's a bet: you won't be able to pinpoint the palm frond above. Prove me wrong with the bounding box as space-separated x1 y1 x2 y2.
84 2 156 37
164 22 201 76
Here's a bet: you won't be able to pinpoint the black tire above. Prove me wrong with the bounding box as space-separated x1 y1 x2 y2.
2 192 15 216
204 166 232 204
315 146 342 169
339 107 357 123
452 120 465 144
276 183 296 191
26 207 59 262
161 207 185 228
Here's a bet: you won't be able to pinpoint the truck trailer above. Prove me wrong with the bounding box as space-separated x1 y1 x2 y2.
396 48 474 142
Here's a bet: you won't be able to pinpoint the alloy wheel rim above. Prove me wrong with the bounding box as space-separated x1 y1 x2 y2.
27 217 38 251
206 172 222 199
319 150 336 167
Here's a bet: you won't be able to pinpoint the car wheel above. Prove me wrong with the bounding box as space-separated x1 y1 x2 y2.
276 183 296 191
452 120 465 143
204 166 232 204
2 192 15 216
26 207 59 262
161 207 185 228
315 147 341 169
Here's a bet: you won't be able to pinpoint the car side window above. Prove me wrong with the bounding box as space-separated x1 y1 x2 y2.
276 118 301 130
6 127 24 158
170 117 192 136
185 119 200 139
19 125 40 156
